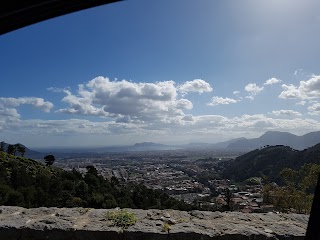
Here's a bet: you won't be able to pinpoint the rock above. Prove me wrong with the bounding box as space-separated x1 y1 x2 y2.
0 206 308 240
163 212 170 218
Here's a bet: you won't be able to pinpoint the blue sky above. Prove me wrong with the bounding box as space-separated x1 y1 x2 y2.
1 0 320 148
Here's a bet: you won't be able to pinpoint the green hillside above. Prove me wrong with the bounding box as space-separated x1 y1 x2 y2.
222 144 320 183
0 152 192 210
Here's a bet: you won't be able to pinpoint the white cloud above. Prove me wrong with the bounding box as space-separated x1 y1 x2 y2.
0 107 20 119
308 102 320 115
207 96 239 106
47 87 67 93
233 91 240 95
2 110 320 146
296 101 306 106
245 95 254 100
263 77 282 85
294 69 303 76
279 75 320 100
182 114 194 122
244 83 264 97
0 97 54 112
178 79 213 95
270 110 302 116
57 76 193 123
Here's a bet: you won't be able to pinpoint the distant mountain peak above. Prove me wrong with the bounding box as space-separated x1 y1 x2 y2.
261 131 295 137
133 142 164 147
227 131 320 150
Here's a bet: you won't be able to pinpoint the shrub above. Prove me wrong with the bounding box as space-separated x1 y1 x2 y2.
104 209 137 229
162 222 171 233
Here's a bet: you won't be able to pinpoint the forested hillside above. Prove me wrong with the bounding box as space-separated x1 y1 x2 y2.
0 152 192 210
222 144 320 183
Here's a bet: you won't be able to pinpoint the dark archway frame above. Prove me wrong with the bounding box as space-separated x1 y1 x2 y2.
0 0 121 35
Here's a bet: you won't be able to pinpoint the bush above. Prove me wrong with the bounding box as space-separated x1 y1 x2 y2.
162 222 171 233
104 209 137 229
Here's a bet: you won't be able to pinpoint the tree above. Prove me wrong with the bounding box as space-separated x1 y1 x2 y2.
86 165 98 176
223 188 233 211
16 144 26 157
263 164 320 213
7 144 16 156
0 142 5 152
44 155 55 166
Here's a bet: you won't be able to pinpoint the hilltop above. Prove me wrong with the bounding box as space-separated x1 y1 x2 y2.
0 141 44 159
221 143 320 183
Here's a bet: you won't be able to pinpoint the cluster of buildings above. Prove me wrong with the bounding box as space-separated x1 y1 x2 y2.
125 163 210 203
57 154 276 213
208 179 274 213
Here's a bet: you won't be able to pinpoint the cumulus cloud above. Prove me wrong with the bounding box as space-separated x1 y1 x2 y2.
0 107 20 119
57 76 193 123
296 101 306 106
245 96 254 100
308 102 320 115
182 114 194 122
270 110 302 116
279 75 320 100
207 96 239 106
2 110 320 146
263 77 282 85
178 79 213 95
47 87 67 93
244 83 264 96
0 97 53 112
233 91 240 95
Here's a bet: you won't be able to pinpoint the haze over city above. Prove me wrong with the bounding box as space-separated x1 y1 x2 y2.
1 0 320 148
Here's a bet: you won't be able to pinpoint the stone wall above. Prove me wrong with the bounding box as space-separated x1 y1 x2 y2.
0 206 308 240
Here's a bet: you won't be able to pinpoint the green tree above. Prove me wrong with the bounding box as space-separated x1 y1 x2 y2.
223 188 233 211
86 165 98 175
16 144 26 157
263 163 320 213
44 155 55 166
0 142 5 152
7 144 16 156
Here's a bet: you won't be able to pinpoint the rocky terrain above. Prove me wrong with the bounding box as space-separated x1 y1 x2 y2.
0 206 308 240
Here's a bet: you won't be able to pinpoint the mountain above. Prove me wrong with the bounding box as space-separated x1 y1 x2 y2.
227 131 320 150
211 137 247 149
0 142 44 159
222 143 320 183
132 142 180 151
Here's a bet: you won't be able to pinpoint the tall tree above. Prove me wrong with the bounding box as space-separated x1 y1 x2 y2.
44 155 55 166
0 142 5 152
7 144 16 156
17 145 26 157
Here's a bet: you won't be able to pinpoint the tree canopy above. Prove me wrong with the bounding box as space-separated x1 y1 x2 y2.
44 155 55 166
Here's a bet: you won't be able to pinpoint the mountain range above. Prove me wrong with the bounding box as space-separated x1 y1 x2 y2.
226 131 320 150
128 131 320 151
2 130 320 156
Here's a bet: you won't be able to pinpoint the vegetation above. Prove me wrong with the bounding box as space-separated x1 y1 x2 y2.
162 222 171 233
1 143 26 157
263 163 320 213
44 154 55 166
221 144 320 183
0 151 193 210
104 209 137 229
216 144 320 213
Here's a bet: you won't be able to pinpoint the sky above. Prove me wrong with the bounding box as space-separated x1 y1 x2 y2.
1 0 320 148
